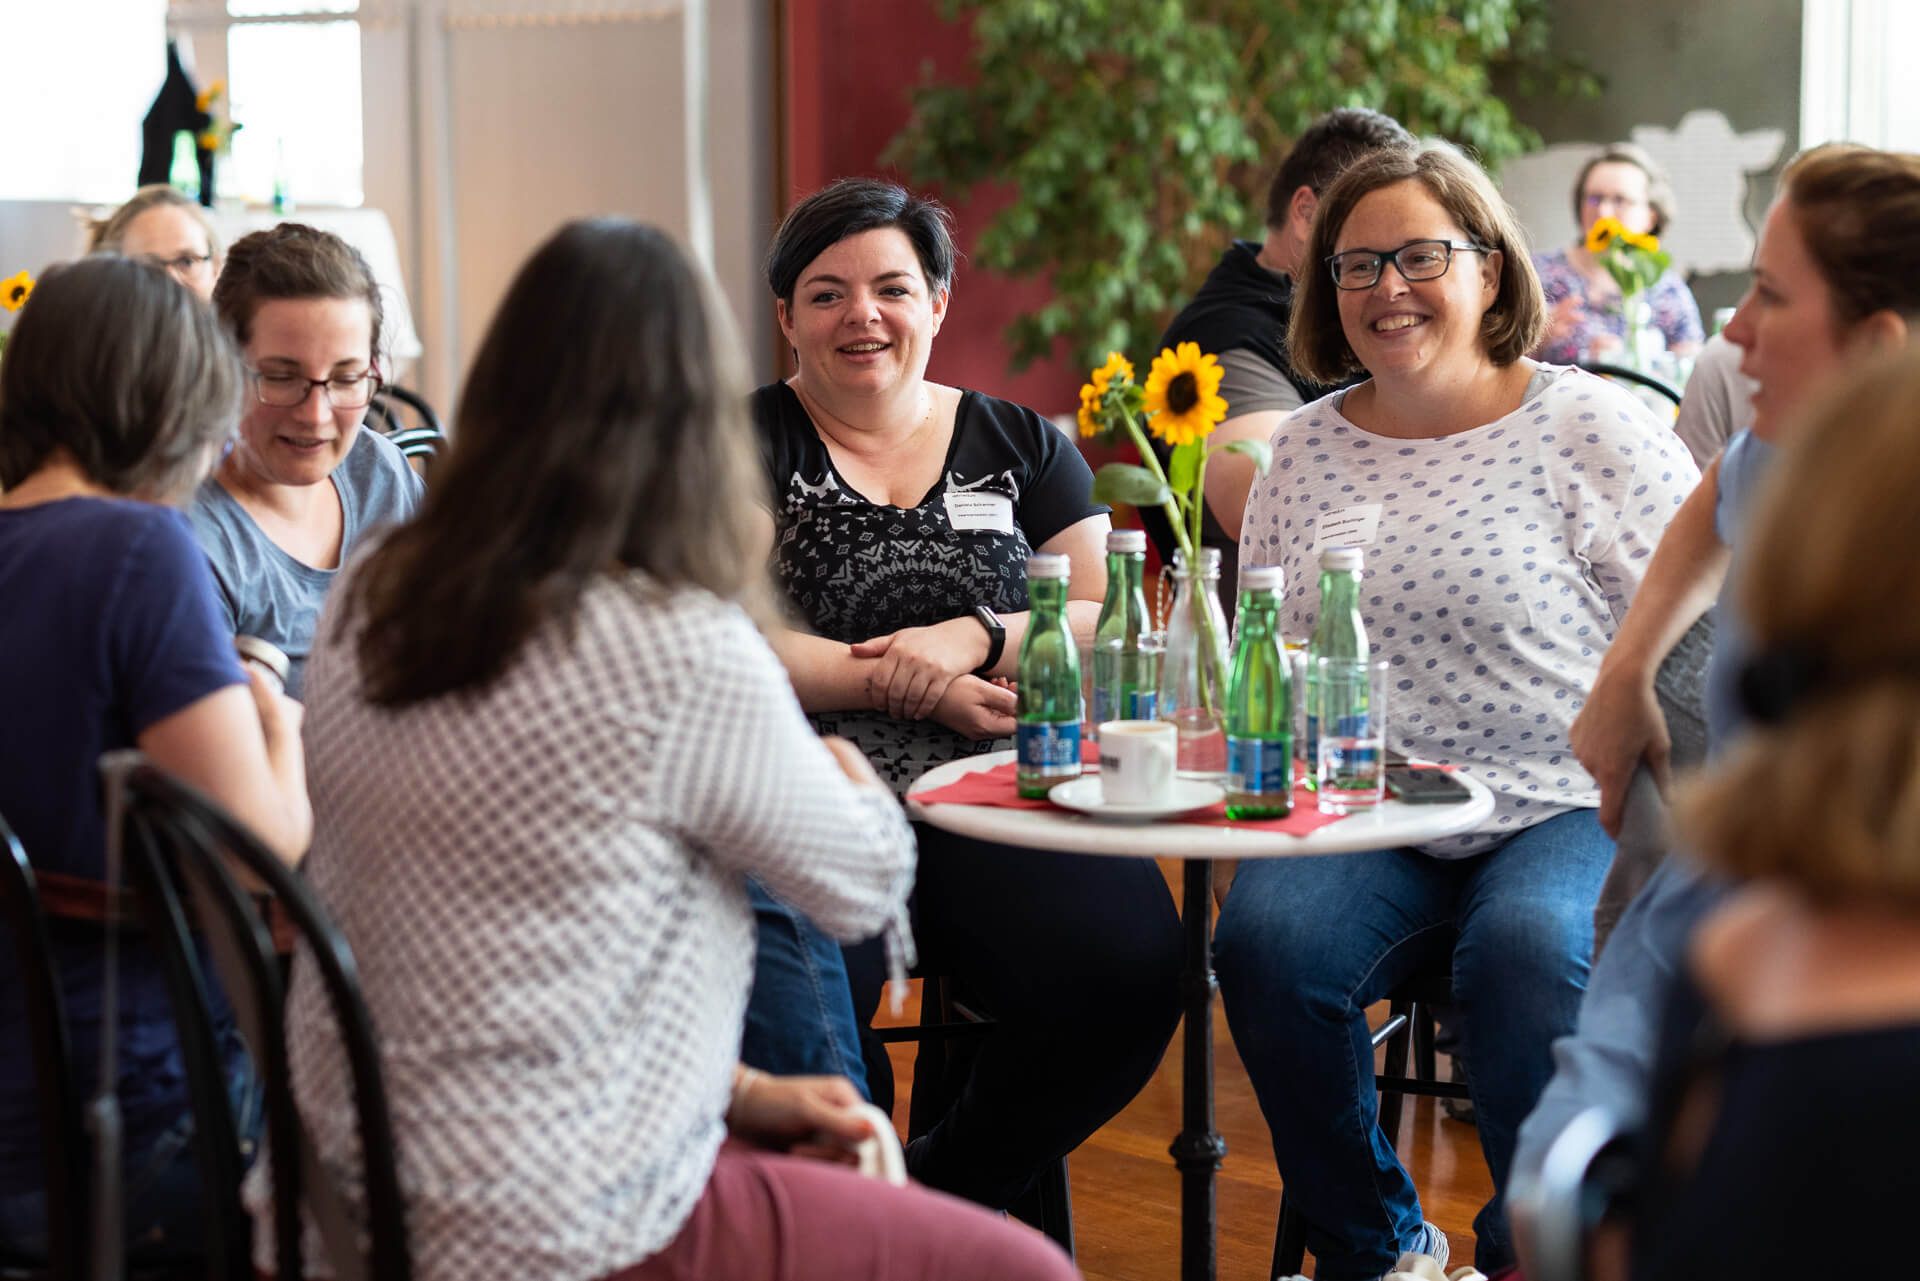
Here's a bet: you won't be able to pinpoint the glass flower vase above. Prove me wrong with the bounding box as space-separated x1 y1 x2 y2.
1157 546 1230 780
1622 292 1662 373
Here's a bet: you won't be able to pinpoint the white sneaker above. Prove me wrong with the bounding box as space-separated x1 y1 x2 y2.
1380 1221 1451 1280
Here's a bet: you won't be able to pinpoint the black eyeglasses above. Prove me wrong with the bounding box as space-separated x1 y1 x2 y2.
141 252 214 276
1326 240 1494 290
246 368 383 410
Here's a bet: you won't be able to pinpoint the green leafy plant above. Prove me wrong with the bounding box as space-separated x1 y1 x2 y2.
886 0 1595 374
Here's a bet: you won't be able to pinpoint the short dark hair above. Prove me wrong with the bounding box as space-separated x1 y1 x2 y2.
1289 140 1547 384
346 219 767 706
0 256 242 498
1265 108 1416 230
1571 142 1677 237
766 178 956 304
213 222 384 366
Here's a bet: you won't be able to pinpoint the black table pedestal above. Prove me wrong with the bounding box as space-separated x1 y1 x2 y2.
1170 856 1228 1281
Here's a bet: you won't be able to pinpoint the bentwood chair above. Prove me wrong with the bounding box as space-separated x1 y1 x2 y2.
372 384 445 473
1578 362 1683 407
103 752 412 1281
1508 1105 1637 1281
0 809 222 1281
1270 967 1472 1279
0 812 85 1281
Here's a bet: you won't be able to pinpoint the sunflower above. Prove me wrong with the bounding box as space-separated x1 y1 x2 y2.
1622 229 1662 254
1584 216 1627 254
1076 382 1102 437
1 270 33 313
1142 342 1227 447
196 80 225 112
1090 350 1134 394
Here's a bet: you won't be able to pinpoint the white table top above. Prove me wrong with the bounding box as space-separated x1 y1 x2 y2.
906 750 1494 860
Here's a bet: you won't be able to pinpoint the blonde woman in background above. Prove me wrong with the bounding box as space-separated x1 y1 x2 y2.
1629 349 1920 1278
88 185 222 302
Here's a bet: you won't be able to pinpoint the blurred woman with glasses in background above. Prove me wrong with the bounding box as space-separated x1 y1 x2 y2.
87 185 222 302
188 223 423 697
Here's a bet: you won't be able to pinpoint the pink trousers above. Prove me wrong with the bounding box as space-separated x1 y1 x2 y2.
602 1139 1081 1281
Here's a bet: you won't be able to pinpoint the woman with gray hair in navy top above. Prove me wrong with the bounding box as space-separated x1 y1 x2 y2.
0 256 309 1264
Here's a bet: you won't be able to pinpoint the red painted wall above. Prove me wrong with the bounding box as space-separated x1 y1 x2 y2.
780 0 1084 418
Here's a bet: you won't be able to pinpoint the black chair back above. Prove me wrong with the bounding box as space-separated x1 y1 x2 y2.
1508 1104 1636 1281
372 385 444 470
0 814 85 1280
103 753 411 1281
111 789 255 1279
1578 362 1684 406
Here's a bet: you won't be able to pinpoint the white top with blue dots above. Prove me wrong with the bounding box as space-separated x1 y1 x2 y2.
1240 365 1701 856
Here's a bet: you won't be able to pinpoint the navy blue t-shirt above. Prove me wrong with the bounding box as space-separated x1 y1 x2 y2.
0 496 246 1191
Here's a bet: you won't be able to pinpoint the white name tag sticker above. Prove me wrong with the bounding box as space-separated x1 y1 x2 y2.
1313 504 1382 552
943 489 1015 534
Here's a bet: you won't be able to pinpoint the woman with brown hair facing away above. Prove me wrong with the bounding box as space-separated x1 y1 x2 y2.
257 218 1079 1281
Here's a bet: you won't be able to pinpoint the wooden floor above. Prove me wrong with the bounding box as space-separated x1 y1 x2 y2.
872 859 1494 1281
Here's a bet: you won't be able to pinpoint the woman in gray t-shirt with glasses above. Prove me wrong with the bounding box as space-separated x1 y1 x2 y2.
188 223 422 697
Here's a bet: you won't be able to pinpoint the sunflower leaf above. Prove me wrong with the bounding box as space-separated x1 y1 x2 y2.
1216 438 1274 476
1091 463 1172 508
1167 441 1202 494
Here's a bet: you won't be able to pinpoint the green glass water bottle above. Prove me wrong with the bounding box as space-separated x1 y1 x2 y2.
1225 565 1292 819
1091 529 1157 728
1016 553 1081 798
1305 546 1369 786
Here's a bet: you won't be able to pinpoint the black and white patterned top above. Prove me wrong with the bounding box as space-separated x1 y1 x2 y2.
1240 365 1700 855
245 571 916 1281
754 381 1105 794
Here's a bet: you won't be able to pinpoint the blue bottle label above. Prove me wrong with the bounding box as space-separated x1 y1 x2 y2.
1017 722 1081 776
1228 736 1292 795
1093 688 1157 722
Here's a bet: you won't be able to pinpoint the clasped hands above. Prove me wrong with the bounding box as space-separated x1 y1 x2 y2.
726 1067 876 1168
850 616 1016 740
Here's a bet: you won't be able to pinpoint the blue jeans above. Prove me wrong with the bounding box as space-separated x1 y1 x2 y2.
1213 808 1614 1279
0 1029 263 1262
740 879 871 1099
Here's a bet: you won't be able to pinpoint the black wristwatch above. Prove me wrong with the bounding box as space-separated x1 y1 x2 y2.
970 605 1006 676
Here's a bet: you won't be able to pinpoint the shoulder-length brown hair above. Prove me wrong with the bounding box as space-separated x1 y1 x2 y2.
0 256 241 499
1288 140 1547 386
1681 349 1920 908
345 219 767 706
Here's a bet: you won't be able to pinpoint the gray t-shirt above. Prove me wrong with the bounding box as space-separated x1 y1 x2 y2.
189 427 423 697
1672 332 1754 469
1217 347 1308 418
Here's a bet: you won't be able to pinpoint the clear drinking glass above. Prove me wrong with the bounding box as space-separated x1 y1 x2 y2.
1314 657 1389 814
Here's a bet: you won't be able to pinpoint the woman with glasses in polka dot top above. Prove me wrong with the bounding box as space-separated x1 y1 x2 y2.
1217 140 1698 1280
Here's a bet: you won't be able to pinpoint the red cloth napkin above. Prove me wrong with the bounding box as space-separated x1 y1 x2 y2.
912 761 1345 836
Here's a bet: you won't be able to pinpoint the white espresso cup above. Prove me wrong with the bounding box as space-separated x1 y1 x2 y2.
1097 719 1178 806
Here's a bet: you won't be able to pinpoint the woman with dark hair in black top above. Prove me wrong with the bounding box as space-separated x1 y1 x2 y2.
742 178 1184 1216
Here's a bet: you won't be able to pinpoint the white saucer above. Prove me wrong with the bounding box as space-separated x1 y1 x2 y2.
1048 775 1224 822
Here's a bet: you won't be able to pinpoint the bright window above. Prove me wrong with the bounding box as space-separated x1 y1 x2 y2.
224 13 365 207
1802 0 1920 151
0 0 169 200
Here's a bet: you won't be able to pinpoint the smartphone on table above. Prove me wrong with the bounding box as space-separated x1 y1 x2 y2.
1382 750 1473 805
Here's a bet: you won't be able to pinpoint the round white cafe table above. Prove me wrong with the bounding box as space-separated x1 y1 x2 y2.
906 749 1494 1281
